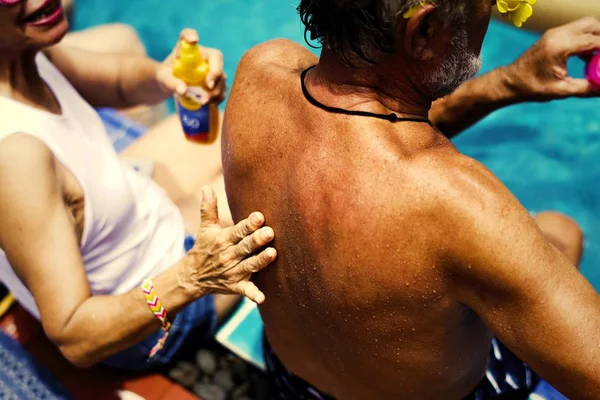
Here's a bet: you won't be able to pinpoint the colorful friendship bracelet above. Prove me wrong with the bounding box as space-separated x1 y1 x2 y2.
403 0 538 28
141 278 172 359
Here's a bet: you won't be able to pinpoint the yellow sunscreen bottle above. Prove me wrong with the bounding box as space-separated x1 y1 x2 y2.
172 40 220 144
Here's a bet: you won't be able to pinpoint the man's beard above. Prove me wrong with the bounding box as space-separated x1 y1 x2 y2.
425 28 482 99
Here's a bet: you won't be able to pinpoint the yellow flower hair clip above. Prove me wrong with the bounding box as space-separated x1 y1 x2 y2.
496 0 537 28
402 0 537 29
402 1 431 19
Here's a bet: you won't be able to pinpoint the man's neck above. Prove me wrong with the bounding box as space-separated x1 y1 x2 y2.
306 51 432 120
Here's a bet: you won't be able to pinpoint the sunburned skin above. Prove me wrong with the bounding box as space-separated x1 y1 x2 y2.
223 37 600 399
225 59 490 399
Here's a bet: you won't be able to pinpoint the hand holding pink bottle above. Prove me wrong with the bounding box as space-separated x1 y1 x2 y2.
586 53 600 87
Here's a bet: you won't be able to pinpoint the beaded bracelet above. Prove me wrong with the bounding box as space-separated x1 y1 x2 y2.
141 278 172 359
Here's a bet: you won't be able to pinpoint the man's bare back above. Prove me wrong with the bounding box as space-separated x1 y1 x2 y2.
224 35 600 399
223 40 506 399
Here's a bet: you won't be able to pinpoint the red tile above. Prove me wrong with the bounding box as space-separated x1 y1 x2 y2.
162 384 199 400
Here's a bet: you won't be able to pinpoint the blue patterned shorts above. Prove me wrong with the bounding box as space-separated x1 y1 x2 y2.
263 337 538 400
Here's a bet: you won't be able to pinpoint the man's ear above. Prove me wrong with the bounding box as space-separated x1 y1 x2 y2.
402 4 440 61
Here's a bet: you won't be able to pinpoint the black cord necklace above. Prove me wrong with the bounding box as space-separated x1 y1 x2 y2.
301 66 431 125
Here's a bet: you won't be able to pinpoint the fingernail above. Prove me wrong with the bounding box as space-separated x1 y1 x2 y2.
207 79 215 89
266 248 276 258
262 228 274 241
251 212 264 225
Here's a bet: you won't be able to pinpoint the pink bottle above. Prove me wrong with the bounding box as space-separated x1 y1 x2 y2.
586 53 600 87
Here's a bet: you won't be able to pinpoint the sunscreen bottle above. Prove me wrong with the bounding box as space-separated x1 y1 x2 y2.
173 40 220 144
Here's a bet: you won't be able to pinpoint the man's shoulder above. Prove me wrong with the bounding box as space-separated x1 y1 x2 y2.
403 151 498 204
403 150 532 264
395 151 517 237
237 39 317 79
226 39 317 134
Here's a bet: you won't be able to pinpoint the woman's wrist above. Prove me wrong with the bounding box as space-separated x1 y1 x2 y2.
173 253 210 301
122 57 168 106
145 257 206 317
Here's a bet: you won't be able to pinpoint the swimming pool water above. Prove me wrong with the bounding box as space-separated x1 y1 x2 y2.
73 1 600 288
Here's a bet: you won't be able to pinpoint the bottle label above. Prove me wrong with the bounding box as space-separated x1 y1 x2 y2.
177 100 210 136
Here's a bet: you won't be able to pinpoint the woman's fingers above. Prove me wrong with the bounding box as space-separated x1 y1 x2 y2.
228 212 265 243
233 227 274 259
235 280 266 304
211 75 228 104
179 28 199 45
168 28 199 60
199 186 220 228
203 47 224 89
235 247 277 275
157 69 187 96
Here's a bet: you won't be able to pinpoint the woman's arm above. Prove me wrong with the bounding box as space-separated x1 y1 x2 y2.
492 0 600 33
44 29 225 108
44 43 165 108
0 134 275 368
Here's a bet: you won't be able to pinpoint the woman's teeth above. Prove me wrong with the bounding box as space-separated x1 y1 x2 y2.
28 2 58 22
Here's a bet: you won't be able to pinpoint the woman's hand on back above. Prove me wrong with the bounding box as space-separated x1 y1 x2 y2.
181 186 276 304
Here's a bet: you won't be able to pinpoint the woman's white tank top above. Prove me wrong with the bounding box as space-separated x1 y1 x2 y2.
0 53 186 319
